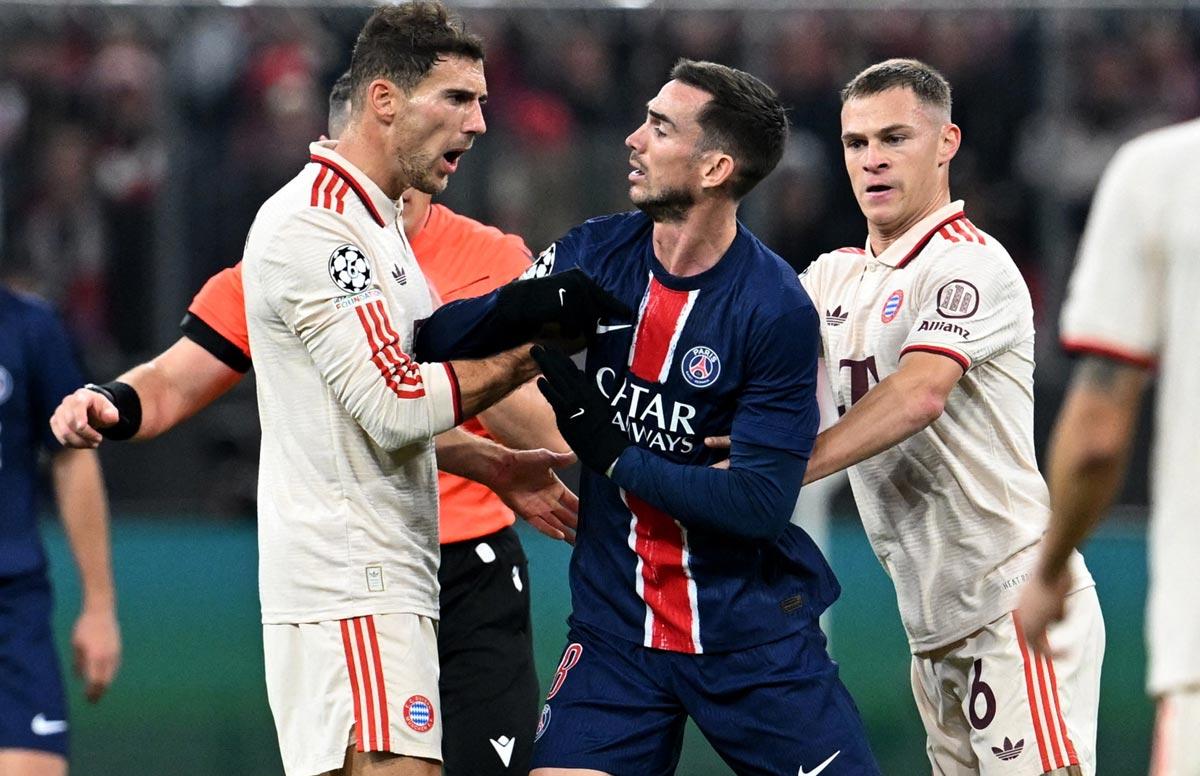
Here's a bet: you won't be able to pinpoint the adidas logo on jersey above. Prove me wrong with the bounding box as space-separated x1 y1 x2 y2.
826 306 848 327
391 264 407 285
991 737 1024 761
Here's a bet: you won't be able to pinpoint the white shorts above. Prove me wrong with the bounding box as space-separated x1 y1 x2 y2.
1151 686 1200 776
911 587 1104 775
263 613 441 776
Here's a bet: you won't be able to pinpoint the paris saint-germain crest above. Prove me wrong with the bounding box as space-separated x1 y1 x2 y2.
681 346 721 388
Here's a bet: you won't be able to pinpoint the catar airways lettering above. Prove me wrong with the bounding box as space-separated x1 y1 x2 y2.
595 367 697 454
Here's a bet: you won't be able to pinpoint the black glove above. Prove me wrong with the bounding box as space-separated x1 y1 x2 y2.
532 345 632 474
495 269 633 341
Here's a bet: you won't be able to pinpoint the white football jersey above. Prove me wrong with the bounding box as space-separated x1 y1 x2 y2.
1061 120 1200 695
802 200 1092 652
243 142 460 624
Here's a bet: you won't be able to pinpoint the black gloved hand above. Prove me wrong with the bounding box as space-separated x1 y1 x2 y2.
495 269 633 341
532 345 632 474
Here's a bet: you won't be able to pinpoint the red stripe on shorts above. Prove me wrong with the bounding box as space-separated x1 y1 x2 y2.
1013 611 1052 772
353 617 378 751
366 616 391 750
340 619 365 751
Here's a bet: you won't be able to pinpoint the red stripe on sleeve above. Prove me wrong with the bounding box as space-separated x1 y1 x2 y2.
1061 337 1157 370
963 219 987 244
340 619 365 752
950 220 974 242
899 345 970 373
353 618 378 751
938 226 959 243
1013 612 1053 773
366 616 390 751
369 302 425 393
322 172 339 211
311 167 328 207
335 181 349 215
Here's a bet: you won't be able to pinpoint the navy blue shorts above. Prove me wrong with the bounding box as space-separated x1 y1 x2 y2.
0 573 69 756
531 622 879 776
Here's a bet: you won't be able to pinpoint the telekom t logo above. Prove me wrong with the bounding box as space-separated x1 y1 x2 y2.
837 356 879 414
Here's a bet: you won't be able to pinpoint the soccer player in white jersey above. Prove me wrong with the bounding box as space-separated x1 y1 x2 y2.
1019 120 1200 776
238 4 624 776
794 59 1104 775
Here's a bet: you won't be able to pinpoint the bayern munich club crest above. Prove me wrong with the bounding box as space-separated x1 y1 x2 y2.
880 289 905 323
681 346 721 388
403 695 435 733
329 244 372 295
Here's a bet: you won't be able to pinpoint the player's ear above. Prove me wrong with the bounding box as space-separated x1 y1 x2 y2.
937 123 961 166
367 78 398 124
699 151 735 192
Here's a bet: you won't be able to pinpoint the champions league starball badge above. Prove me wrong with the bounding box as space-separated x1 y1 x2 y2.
681 346 721 388
329 244 372 295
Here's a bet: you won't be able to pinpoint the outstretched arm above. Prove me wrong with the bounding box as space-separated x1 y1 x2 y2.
51 448 121 703
434 427 578 542
50 337 244 448
802 351 963 484
1018 356 1151 653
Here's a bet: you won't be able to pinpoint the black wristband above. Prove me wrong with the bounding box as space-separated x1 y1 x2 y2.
85 381 143 441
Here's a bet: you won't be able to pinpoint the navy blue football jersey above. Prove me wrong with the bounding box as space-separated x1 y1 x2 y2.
539 212 840 653
0 288 84 576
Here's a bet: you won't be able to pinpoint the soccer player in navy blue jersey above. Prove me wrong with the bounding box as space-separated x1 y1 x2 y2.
0 282 119 776
415 59 879 776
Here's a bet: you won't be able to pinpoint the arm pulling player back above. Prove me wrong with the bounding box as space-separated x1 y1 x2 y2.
418 59 880 776
790 60 1101 776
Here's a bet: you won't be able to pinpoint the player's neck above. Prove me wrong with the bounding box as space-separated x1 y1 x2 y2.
868 190 952 256
335 131 408 202
650 200 738 278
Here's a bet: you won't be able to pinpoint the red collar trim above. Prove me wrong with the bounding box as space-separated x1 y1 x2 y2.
894 210 965 269
310 154 386 228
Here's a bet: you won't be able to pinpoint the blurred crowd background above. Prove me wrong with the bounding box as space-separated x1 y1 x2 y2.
1 3 1192 513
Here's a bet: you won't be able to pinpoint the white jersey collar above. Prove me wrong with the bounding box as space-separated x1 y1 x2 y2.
309 141 397 229
868 200 966 269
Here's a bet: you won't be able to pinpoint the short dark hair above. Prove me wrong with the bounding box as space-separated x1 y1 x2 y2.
669 58 788 200
840 58 952 118
328 70 353 136
349 1 483 104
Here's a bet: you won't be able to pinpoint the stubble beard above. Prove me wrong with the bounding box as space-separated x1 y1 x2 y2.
396 150 445 196
632 185 695 224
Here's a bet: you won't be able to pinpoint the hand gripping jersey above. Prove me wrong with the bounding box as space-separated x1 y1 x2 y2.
802 201 1092 652
442 211 837 653
0 289 84 577
242 141 462 624
1061 121 1200 696
182 203 532 546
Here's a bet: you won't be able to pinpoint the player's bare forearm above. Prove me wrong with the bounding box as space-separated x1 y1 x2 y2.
52 447 122 701
1037 356 1150 581
119 338 244 439
804 351 962 484
449 346 541 421
52 448 116 610
477 380 569 453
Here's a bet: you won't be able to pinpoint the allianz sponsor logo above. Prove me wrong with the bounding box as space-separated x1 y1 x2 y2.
917 319 970 339
596 367 697 454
